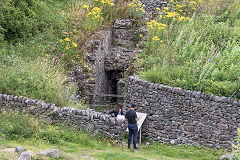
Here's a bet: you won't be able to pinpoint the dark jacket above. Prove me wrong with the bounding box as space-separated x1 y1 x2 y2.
108 109 124 117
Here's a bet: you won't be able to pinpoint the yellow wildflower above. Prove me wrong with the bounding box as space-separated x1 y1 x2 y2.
72 42 78 47
152 36 160 41
163 7 168 10
178 16 185 21
64 38 70 42
190 1 197 5
82 5 89 11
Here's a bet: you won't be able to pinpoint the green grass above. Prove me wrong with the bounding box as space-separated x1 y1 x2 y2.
137 0 240 99
0 110 227 160
0 0 75 106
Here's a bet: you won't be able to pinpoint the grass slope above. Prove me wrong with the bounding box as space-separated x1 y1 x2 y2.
0 139 226 160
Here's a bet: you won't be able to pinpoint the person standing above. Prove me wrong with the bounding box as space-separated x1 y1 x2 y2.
108 102 124 117
125 104 139 150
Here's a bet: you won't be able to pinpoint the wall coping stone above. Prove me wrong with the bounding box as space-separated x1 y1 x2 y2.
127 76 240 106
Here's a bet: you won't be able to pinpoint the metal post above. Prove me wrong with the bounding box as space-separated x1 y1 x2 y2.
139 127 141 145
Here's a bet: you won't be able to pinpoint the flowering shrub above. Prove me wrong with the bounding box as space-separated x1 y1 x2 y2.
146 20 167 46
128 0 145 19
59 37 78 57
156 0 203 25
82 5 103 31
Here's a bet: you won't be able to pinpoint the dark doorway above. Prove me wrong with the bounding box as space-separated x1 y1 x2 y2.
106 70 123 103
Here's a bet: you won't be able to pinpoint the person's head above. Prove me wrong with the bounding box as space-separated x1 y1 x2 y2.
114 106 120 112
130 104 136 110
118 102 123 109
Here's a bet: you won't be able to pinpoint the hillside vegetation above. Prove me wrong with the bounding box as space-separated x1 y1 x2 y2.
137 0 240 99
0 0 239 159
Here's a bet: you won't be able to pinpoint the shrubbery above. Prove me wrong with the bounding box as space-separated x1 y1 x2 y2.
0 0 61 41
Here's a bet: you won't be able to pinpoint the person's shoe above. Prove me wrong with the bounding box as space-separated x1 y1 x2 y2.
127 147 131 149
134 148 140 151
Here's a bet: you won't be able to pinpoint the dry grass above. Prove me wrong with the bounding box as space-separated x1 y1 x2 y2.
200 0 233 15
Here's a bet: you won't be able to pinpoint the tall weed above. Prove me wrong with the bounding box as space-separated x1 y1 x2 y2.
0 57 73 106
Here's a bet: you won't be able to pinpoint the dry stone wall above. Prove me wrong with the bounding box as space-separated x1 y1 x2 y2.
105 19 136 72
124 76 240 149
0 94 126 141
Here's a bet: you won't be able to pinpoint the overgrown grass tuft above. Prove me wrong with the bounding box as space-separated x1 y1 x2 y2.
0 57 73 106
0 109 93 147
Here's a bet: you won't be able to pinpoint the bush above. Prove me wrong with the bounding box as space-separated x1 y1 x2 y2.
0 0 63 41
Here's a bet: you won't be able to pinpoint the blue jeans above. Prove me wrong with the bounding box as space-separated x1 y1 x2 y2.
128 123 138 149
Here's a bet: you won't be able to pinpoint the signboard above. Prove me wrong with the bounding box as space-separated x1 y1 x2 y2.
126 112 147 131
136 112 147 131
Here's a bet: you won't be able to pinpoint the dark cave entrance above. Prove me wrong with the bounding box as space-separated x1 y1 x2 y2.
106 70 123 103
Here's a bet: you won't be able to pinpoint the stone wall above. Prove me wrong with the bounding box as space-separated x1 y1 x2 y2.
124 76 240 149
0 94 126 141
105 19 136 72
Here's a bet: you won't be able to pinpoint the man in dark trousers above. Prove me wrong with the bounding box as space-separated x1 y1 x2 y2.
125 104 139 150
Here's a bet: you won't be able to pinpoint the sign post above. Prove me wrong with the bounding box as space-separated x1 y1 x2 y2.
136 112 147 145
